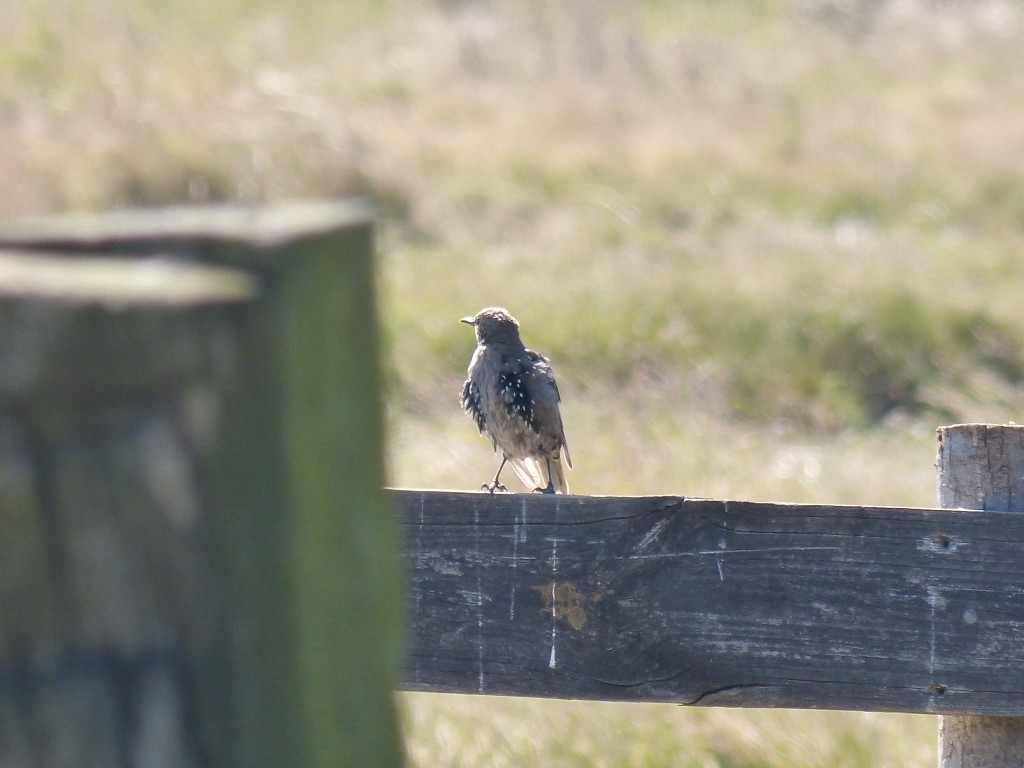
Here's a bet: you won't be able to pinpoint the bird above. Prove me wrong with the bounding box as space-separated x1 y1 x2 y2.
460 307 572 494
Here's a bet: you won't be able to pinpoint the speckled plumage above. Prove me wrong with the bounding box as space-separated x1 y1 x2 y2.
461 307 572 494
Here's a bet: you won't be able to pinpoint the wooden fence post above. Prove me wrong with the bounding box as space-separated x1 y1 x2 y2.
937 424 1024 767
0 202 403 768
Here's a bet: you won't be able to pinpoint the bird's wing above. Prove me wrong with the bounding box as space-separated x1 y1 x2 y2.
522 350 571 467
535 354 572 467
560 433 572 469
497 364 535 430
461 378 487 435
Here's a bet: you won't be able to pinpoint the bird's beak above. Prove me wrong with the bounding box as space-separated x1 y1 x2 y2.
460 316 475 326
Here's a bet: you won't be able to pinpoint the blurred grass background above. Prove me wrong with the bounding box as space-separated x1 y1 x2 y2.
5 0 1024 764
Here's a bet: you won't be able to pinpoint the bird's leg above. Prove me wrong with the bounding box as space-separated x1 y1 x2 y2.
482 457 509 493
533 457 557 494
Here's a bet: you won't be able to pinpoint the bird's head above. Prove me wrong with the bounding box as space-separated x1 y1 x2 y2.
460 307 522 345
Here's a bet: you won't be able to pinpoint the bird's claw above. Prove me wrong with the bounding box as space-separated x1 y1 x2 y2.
482 481 508 494
533 485 556 495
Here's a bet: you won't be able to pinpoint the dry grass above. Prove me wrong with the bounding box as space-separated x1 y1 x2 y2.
401 693 935 768
6 0 1024 764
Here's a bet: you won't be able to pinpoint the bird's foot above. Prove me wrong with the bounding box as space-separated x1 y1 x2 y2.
482 481 508 494
533 484 556 495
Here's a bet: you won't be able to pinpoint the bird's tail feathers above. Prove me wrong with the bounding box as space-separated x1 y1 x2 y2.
509 455 569 494
508 457 545 492
548 454 569 495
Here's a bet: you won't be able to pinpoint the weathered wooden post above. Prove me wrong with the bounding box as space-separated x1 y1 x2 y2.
0 202 403 768
937 424 1024 768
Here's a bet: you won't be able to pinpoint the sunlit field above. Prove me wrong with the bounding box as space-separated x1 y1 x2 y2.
6 0 1024 764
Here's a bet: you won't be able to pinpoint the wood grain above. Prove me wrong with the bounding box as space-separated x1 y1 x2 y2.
0 204 402 768
938 424 1024 767
397 489 1024 715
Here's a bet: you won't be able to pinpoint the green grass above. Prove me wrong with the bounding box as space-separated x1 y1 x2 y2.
7 0 1024 764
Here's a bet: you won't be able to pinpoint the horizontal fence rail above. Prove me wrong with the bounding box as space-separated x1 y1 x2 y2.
395 489 1024 716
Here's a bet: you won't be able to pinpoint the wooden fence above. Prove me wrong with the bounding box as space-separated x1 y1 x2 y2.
0 204 1022 767
399 488 1021 715
398 426 1024 768
0 203 402 768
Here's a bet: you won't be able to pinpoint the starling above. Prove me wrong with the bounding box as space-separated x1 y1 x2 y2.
460 307 572 494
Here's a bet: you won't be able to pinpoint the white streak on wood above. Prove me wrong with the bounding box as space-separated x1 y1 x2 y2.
636 518 669 552
549 497 559 669
474 501 484 693
510 499 525 621
628 546 841 561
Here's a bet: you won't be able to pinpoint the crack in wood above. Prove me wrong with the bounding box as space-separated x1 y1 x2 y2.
685 683 774 706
